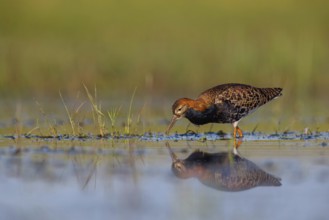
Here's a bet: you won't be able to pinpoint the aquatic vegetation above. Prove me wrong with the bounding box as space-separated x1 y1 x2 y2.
83 85 107 137
124 87 137 135
108 106 121 136
59 91 77 136
34 101 58 137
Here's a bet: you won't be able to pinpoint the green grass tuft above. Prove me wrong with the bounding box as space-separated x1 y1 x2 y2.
83 84 107 137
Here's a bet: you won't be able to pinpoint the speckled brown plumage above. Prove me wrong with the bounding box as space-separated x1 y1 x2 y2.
196 83 282 123
168 148 282 192
166 83 282 137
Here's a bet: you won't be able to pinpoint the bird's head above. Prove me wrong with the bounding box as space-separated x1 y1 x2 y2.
172 161 189 179
172 98 191 118
165 98 192 134
166 142 190 178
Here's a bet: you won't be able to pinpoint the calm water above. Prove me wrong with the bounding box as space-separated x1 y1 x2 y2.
0 136 328 220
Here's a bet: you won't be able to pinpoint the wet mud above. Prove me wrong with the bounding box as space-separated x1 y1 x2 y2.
1 130 329 142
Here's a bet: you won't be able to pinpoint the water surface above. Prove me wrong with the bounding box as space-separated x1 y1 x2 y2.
0 136 328 220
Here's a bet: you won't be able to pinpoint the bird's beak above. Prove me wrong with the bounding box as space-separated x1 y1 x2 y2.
165 115 179 135
165 142 177 162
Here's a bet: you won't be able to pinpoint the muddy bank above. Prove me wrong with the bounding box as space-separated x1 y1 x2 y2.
1 131 328 143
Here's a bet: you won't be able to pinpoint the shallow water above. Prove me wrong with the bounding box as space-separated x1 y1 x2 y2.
0 135 328 220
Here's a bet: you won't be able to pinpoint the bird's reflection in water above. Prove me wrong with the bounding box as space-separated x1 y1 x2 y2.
166 143 281 192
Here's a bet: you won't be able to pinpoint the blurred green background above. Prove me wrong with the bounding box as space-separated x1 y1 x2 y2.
0 0 328 107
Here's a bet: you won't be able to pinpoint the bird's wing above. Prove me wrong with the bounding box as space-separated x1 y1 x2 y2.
200 85 263 114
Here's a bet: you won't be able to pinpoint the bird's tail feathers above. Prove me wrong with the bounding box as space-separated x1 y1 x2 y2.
261 88 283 101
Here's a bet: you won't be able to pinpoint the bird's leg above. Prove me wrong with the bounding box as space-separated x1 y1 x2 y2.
234 137 243 148
232 122 244 138
236 126 243 137
233 126 243 138
232 122 243 152
233 127 237 138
